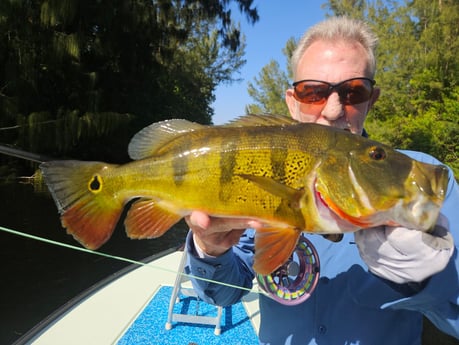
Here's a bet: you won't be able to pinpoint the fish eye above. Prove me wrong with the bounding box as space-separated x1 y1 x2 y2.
369 146 386 161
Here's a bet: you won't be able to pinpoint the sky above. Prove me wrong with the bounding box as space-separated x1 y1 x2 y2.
211 1 328 124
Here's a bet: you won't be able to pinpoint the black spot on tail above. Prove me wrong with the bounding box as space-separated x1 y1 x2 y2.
89 175 102 192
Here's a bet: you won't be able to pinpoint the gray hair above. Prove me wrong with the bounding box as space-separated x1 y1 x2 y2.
291 16 378 80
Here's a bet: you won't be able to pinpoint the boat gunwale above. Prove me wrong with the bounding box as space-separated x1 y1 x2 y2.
12 245 182 345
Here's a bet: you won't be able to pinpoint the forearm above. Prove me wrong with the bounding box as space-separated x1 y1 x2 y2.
185 230 256 306
382 252 459 339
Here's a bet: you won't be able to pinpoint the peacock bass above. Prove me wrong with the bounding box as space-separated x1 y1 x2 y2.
40 114 449 275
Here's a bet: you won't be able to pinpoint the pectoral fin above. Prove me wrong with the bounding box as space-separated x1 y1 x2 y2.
254 227 301 275
238 174 303 209
125 199 183 239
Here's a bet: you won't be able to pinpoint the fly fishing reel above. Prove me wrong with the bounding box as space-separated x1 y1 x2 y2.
257 234 320 305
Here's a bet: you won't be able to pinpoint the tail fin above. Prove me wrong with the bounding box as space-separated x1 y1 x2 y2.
40 160 123 250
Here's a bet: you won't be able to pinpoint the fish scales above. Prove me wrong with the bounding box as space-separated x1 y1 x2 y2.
39 114 449 275
120 125 314 223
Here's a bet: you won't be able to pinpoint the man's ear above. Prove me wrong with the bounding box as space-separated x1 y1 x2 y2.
285 89 299 120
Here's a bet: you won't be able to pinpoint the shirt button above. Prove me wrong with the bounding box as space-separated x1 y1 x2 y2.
318 325 327 334
197 267 206 275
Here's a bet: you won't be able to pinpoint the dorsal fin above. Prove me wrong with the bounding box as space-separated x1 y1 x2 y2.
224 114 299 127
128 119 206 160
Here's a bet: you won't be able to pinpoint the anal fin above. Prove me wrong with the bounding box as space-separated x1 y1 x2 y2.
125 198 183 239
254 227 301 275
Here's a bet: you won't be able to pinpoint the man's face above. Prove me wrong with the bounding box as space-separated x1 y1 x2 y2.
285 40 379 135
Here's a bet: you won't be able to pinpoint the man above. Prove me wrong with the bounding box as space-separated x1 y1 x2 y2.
185 17 459 344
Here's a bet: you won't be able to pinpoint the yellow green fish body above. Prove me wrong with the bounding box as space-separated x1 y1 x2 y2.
40 115 448 274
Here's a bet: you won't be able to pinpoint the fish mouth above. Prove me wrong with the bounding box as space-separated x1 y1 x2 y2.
411 161 449 204
313 184 366 231
401 161 449 230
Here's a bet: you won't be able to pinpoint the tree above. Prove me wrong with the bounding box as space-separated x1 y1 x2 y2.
0 0 258 168
245 38 295 115
246 60 289 115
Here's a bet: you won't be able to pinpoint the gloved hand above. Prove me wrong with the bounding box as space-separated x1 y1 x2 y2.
354 214 454 284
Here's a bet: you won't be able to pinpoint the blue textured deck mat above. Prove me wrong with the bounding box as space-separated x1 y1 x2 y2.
117 286 259 345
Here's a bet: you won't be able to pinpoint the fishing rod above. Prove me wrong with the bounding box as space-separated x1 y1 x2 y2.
0 144 52 163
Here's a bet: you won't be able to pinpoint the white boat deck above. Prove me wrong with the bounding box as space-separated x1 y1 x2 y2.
30 251 260 345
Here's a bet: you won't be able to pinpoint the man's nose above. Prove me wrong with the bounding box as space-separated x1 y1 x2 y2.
320 92 344 120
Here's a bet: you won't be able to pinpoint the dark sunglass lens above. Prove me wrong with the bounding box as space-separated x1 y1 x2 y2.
294 82 330 103
339 79 373 104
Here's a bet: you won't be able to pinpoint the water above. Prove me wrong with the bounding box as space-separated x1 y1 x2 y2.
0 182 188 344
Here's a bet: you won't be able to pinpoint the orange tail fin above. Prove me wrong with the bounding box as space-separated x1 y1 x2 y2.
40 160 123 250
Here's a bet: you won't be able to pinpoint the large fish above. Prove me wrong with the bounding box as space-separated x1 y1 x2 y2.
40 114 448 275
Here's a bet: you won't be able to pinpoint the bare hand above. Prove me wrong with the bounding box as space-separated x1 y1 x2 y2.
185 211 262 256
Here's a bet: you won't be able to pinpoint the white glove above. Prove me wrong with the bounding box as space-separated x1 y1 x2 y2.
354 214 454 284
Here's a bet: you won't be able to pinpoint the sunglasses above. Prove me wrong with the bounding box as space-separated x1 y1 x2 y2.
292 77 376 105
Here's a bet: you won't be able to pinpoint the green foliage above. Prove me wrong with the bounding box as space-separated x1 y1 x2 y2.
246 60 290 115
0 0 257 167
245 37 296 115
246 0 459 179
331 0 459 179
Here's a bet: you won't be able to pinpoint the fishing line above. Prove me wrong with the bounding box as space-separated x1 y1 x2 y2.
0 120 58 131
0 224 259 295
0 135 267 297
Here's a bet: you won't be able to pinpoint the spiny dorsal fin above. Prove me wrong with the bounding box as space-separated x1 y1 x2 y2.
128 119 206 160
224 114 299 127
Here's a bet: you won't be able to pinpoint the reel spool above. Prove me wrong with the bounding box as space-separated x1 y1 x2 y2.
257 234 320 306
